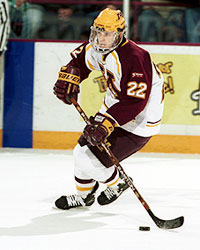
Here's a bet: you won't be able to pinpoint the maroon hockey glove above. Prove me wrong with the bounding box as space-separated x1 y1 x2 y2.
83 113 116 146
53 66 80 104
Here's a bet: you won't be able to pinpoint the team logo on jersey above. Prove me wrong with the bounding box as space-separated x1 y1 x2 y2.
93 75 107 92
157 62 174 94
191 78 200 116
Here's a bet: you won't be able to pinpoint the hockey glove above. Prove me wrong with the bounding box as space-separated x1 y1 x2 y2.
83 113 116 146
53 65 80 104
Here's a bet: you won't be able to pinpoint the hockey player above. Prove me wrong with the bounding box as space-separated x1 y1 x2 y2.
53 8 164 209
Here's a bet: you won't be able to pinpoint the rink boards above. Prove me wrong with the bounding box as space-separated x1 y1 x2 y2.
0 40 200 153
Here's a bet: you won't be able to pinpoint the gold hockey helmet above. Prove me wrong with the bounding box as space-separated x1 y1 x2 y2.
94 8 125 32
89 8 126 54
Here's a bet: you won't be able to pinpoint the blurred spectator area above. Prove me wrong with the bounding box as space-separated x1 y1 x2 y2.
9 0 200 43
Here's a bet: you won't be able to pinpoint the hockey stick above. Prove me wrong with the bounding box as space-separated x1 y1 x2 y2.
70 97 184 229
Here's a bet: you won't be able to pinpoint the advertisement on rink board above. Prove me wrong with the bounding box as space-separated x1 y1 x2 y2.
1 41 200 153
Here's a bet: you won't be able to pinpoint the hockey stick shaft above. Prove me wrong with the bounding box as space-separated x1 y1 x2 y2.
70 97 184 229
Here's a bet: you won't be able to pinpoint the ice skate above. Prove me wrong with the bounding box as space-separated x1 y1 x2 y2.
97 177 132 205
55 182 99 209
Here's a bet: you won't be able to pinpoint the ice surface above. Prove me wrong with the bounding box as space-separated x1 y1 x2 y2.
0 148 200 250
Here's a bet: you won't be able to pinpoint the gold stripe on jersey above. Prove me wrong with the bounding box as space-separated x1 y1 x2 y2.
146 123 160 127
86 44 96 70
146 120 161 127
103 99 109 110
102 54 107 62
87 59 95 70
107 68 120 99
85 44 92 52
121 39 129 47
111 51 120 76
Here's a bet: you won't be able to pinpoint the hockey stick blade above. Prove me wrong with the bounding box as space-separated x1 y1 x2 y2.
101 143 185 230
148 209 184 229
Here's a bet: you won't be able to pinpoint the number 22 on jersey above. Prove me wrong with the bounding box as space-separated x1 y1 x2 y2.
127 81 147 99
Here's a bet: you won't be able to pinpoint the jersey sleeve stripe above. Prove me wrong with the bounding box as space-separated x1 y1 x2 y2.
103 99 109 110
85 44 92 51
111 51 120 75
146 120 161 127
87 59 95 70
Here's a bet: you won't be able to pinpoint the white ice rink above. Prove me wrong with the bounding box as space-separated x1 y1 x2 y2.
0 148 200 250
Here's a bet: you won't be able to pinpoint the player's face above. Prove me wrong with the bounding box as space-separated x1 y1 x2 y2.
96 30 115 49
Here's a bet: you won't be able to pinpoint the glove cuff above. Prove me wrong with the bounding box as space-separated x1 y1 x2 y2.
58 72 80 85
94 113 116 136
101 117 115 136
58 65 80 85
